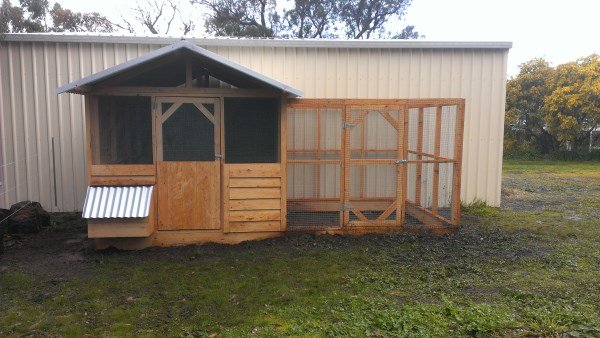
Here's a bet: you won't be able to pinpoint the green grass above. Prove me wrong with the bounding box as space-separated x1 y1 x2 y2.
1 160 599 337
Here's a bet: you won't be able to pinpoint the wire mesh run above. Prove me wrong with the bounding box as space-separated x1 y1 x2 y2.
286 99 464 230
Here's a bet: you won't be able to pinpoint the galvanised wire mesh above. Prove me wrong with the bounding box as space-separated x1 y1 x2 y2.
287 100 463 230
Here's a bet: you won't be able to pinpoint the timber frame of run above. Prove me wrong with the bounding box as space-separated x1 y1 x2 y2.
286 98 465 234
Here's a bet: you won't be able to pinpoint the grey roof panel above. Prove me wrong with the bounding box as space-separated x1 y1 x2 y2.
56 40 303 96
5 33 513 49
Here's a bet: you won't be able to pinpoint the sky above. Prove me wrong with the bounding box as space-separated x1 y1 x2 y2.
54 0 600 77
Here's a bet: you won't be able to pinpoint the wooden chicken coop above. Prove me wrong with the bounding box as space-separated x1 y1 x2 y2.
57 40 464 249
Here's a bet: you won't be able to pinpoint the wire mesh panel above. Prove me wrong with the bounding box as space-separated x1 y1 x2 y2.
286 99 465 231
405 103 461 227
287 106 343 228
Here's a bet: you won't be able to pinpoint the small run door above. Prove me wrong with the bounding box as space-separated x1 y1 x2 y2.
155 97 221 230
343 105 406 226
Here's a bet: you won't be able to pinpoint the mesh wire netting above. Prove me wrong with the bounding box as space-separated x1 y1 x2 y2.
287 103 460 229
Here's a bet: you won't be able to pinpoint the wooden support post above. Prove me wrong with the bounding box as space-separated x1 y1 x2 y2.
315 108 321 200
396 106 408 223
431 105 443 214
280 95 288 231
341 105 350 226
360 109 366 199
451 102 465 225
415 107 424 205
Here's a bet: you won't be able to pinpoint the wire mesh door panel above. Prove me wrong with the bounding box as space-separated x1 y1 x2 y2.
343 105 405 227
156 97 221 231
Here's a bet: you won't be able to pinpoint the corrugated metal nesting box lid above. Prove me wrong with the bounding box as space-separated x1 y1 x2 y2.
82 186 153 219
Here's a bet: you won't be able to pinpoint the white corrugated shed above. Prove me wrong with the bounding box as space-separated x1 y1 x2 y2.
0 33 510 211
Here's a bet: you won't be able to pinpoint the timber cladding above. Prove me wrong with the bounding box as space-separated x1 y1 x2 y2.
223 163 283 233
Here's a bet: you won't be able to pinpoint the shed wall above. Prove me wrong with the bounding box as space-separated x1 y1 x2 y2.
0 38 508 211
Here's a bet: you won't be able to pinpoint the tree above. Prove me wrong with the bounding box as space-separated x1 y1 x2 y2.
195 0 421 39
339 0 417 39
544 55 600 150
50 3 113 32
1 0 113 33
393 25 420 39
117 0 194 35
283 0 338 38
506 55 600 154
506 58 559 154
195 0 279 38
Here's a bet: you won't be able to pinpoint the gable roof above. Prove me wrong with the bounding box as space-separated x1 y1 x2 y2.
56 40 303 96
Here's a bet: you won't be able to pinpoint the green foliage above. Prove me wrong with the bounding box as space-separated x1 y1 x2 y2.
198 0 280 38
283 0 337 38
0 0 113 33
503 138 541 160
549 149 600 161
544 55 600 149
339 0 415 39
506 55 600 156
196 0 421 39
461 200 499 217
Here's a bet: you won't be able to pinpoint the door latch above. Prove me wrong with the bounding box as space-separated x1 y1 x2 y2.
395 159 408 164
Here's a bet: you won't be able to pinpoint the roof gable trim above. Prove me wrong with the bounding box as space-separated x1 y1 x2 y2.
56 40 303 96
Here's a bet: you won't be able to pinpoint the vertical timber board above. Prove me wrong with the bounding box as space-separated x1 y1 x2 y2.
401 105 410 222
396 105 407 223
452 101 466 225
280 95 287 230
222 162 230 233
415 107 424 205
341 105 350 226
431 105 443 214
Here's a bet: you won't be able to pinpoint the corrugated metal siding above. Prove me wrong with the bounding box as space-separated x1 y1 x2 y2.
82 185 153 218
0 39 508 211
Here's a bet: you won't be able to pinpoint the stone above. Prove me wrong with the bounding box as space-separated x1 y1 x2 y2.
6 201 50 234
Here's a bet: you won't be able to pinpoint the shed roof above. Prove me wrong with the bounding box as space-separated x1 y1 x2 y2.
4 33 513 50
56 40 304 96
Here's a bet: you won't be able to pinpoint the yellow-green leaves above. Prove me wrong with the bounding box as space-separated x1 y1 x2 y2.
506 55 600 153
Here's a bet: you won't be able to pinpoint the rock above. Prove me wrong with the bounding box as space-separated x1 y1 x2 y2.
6 201 50 234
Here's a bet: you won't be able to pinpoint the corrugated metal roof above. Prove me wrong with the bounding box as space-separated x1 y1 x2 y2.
2 33 513 49
55 40 304 96
82 186 153 219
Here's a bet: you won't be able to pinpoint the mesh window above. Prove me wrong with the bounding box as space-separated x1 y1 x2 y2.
96 96 153 164
162 103 215 161
225 98 279 163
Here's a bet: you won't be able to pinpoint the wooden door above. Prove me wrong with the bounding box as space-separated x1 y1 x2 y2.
156 97 221 230
343 105 406 226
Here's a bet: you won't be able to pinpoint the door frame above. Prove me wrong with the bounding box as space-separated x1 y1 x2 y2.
154 96 223 231
342 104 406 227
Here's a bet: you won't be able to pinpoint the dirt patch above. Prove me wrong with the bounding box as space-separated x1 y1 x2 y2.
1 213 92 280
